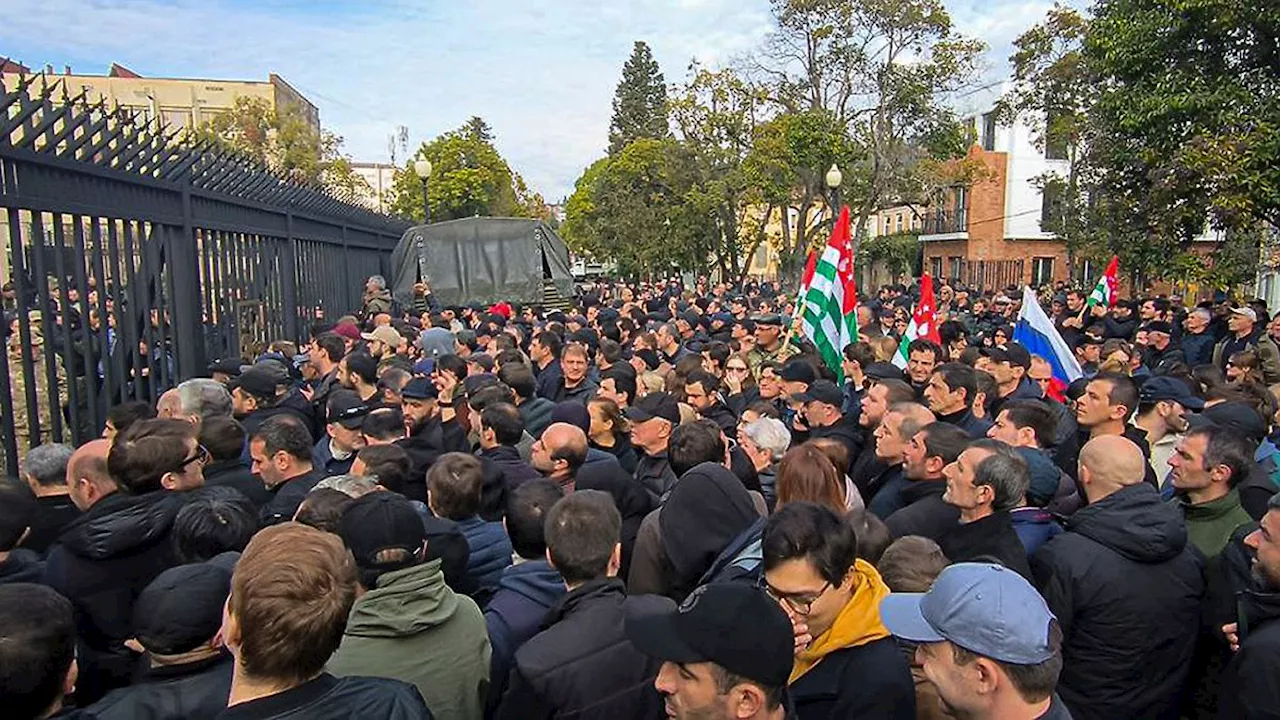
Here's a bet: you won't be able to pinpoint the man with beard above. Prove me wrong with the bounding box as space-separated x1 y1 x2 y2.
685 370 737 434
747 314 796 377
1132 377 1200 486
396 376 465 503
1218 492 1280 717
980 344 1039 419
885 422 969 541
305 332 345 420
337 351 380 405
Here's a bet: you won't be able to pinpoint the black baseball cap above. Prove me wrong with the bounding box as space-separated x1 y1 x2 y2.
230 365 280 397
133 563 232 655
779 358 817 384
207 358 244 377
1138 376 1204 410
982 342 1031 369
326 390 371 429
1189 401 1267 442
339 492 428 574
626 583 795 688
401 376 438 400
795 379 843 408
1144 321 1173 335
864 362 906 382
626 391 681 425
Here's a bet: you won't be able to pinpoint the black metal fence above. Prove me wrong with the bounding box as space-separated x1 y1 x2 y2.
0 72 411 473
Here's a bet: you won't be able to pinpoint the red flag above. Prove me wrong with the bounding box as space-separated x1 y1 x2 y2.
913 272 941 344
799 250 818 295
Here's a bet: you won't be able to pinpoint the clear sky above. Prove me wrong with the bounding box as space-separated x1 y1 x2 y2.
0 0 1070 200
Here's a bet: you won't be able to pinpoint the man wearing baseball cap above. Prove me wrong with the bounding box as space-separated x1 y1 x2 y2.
980 343 1038 418
314 390 369 477
1214 305 1280 384
792 379 863 462
880 562 1070 720
627 392 682 504
625 583 795 720
1132 376 1201 484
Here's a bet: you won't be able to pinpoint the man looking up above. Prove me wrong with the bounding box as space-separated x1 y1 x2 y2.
1030 436 1203 720
219 523 433 718
1167 425 1254 558
939 439 1033 580
924 363 992 439
868 403 936 519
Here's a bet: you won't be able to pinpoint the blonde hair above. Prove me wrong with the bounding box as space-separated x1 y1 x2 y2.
638 372 665 397
870 336 899 362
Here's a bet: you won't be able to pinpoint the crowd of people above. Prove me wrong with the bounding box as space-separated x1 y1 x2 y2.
4 271 1280 720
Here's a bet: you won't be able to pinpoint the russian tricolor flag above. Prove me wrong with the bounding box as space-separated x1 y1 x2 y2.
1012 286 1082 402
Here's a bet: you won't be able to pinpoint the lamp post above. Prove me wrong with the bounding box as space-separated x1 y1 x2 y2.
825 163 843 220
413 158 433 223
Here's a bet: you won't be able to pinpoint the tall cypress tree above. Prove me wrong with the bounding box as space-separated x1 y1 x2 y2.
608 41 669 155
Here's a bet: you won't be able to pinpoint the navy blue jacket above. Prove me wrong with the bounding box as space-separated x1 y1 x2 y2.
456 515 512 604
484 560 566 711
0 548 45 585
1181 329 1216 368
1010 506 1063 558
791 635 916 720
312 437 356 478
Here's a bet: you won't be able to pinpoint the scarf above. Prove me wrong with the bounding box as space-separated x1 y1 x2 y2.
791 559 893 683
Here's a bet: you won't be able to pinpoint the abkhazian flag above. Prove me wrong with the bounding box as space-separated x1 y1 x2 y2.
892 272 942 369
801 206 859 381
1086 255 1119 308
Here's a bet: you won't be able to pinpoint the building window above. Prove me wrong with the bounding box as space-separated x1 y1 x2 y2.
930 256 943 279
1079 259 1095 282
162 109 191 128
1040 184 1065 234
1032 257 1055 286
949 256 963 281
981 113 997 151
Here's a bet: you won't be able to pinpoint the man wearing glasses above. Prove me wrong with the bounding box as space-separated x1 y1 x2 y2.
759 502 915 719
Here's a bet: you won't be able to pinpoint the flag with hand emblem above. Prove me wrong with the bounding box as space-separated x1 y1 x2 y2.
892 272 942 369
800 206 859 381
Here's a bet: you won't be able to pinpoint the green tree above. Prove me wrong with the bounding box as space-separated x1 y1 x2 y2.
608 41 669 155
193 96 369 200
386 118 542 222
749 0 983 270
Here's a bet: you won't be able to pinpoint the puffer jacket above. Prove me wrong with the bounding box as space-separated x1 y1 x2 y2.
1031 483 1205 720
88 653 233 720
456 515 513 605
494 578 665 720
328 559 490 720
44 490 183 703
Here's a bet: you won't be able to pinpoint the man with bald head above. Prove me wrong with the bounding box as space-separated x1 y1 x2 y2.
531 422 590 492
1030 435 1204 720
46 439 183 703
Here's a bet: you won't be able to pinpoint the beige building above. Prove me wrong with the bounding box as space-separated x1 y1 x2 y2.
349 162 398 214
0 61 319 134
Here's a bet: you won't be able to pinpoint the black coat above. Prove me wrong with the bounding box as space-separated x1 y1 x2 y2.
215 673 433 719
939 511 1033 581
89 653 233 720
203 459 270 508
1030 483 1205 720
1218 586 1280 719
883 480 958 541
634 451 678 505
495 578 665 720
259 470 322 526
937 408 992 440
806 416 865 466
790 636 916 720
699 401 738 434
477 445 542 521
592 436 639 476
0 547 45 584
22 493 81 556
44 491 183 703
518 397 557 440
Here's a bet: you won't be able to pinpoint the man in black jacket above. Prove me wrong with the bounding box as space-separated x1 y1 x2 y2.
198 416 270 507
219 523 433 719
938 439 1034 581
685 370 738 433
44 439 183 704
628 392 681 504
1056 372 1158 487
792 379 864 462
496 490 665 719
1219 492 1280 717
923 363 992 439
18 442 79 556
1031 435 1204 720
249 415 323 525
885 422 968 541
88 562 235 719
476 402 541 519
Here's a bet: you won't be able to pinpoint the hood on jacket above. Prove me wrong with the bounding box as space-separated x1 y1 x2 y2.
1066 483 1188 563
1016 447 1062 507
0 548 45 583
660 462 758 584
496 559 564 608
60 491 181 561
345 559 458 639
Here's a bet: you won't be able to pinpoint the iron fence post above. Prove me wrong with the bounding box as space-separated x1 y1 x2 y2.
172 177 206 379
283 212 299 340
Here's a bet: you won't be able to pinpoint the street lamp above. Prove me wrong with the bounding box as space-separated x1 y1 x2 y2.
413 158 433 223
825 163 843 217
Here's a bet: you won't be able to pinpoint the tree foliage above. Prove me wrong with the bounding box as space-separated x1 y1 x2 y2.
609 41 670 155
386 118 545 223
194 96 369 199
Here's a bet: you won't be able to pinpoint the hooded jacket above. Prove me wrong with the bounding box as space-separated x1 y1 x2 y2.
495 578 665 720
0 547 45 585
1010 507 1063 557
805 415 866 464
88 652 233 720
790 560 916 720
328 559 490 720
1218 585 1280 719
484 560 566 710
1031 483 1205 720
659 462 760 601
477 445 541 521
456 515 513 604
517 397 556 441
44 490 183 702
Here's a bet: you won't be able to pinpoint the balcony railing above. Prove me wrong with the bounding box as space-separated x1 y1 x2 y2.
922 208 967 235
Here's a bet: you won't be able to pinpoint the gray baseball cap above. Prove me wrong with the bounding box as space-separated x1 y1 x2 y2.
879 562 1057 665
